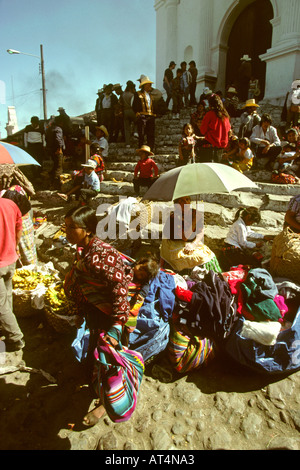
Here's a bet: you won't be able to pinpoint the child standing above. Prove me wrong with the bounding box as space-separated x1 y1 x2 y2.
133 145 159 196
178 123 199 165
90 143 105 182
220 206 274 271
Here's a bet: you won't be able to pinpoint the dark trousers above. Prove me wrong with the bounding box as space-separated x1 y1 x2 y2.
74 188 98 203
198 146 224 163
189 83 197 106
137 115 155 150
163 82 172 108
51 152 64 188
172 93 183 114
133 177 157 195
254 145 282 168
101 108 115 140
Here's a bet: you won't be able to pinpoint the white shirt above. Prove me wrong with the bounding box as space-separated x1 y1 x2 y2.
102 95 111 109
250 124 281 148
92 136 108 158
225 217 264 250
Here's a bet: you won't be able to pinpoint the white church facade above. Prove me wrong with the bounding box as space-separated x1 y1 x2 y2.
154 0 300 104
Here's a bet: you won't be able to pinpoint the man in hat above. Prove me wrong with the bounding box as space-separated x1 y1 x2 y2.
180 61 192 107
224 87 240 119
100 84 118 140
132 76 156 150
95 87 105 125
133 145 159 196
112 84 125 143
122 81 138 145
163 61 176 109
237 54 252 102
239 99 261 138
92 125 109 159
24 116 45 179
58 159 100 203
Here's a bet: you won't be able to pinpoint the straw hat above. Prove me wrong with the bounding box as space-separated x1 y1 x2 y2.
81 159 97 169
95 125 109 138
227 87 237 94
240 54 251 61
242 99 260 109
136 145 154 156
139 76 154 88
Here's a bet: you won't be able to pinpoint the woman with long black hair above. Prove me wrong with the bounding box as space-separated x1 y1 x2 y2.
199 93 231 162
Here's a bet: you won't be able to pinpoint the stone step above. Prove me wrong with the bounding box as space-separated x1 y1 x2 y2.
98 180 293 213
106 161 175 174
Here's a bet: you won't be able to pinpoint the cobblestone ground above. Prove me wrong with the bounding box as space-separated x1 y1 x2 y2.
0 313 299 451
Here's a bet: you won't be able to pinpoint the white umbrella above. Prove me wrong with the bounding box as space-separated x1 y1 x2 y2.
142 163 258 201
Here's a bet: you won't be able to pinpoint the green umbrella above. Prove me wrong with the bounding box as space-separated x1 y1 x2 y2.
142 162 258 201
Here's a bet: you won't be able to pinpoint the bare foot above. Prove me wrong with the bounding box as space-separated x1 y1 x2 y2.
82 404 106 427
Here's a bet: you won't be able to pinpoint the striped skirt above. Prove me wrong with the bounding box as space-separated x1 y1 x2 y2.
167 322 215 374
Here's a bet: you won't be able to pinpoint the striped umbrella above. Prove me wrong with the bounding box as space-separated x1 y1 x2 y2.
0 141 40 166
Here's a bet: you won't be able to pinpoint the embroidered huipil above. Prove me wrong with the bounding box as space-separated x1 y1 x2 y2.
64 237 133 327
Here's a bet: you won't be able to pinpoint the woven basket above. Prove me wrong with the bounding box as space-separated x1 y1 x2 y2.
44 306 77 334
133 200 153 230
270 227 300 284
13 290 41 318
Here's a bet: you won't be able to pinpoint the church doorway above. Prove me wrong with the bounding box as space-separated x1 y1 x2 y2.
225 0 273 101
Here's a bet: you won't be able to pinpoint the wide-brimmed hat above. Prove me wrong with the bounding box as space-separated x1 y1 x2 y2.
113 83 122 90
136 145 154 156
227 87 237 94
139 76 154 88
240 54 251 61
81 159 97 169
242 99 260 109
95 125 109 137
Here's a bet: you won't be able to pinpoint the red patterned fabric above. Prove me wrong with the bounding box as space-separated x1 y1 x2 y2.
64 237 133 326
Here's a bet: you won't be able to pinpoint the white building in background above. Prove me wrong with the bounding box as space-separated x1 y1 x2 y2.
5 106 19 136
154 0 300 104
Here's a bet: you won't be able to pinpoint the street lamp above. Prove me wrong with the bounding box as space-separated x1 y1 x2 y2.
7 44 47 121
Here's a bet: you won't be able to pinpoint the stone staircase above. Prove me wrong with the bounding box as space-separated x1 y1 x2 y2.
88 108 299 257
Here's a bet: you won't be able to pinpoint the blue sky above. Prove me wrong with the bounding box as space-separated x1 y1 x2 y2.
0 0 156 138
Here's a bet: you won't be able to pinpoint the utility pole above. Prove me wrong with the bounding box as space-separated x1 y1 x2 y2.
40 44 47 121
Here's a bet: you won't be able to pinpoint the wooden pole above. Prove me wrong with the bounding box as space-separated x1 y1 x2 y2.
85 125 90 162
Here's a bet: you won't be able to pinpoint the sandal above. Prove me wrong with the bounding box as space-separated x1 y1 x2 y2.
57 193 69 201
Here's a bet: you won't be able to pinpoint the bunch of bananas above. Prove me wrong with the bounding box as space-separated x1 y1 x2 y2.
13 269 56 291
45 284 77 316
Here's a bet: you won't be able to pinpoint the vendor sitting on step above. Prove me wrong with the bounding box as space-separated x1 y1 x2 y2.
160 195 221 274
58 159 100 203
273 142 300 175
222 137 254 173
133 145 159 196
